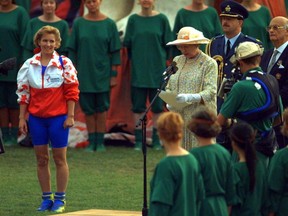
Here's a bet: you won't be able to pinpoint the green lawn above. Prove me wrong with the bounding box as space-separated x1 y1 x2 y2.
0 144 164 216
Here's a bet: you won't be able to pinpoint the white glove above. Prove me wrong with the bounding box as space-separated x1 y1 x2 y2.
176 93 201 103
166 103 173 110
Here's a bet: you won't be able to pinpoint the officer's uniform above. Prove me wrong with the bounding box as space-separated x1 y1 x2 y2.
209 34 262 79
206 0 263 79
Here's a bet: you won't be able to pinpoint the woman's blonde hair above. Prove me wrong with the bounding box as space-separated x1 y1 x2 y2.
33 25 61 49
157 112 183 143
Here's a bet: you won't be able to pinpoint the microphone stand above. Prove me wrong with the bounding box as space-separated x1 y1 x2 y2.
136 67 177 216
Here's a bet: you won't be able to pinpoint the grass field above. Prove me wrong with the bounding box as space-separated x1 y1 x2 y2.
0 144 164 216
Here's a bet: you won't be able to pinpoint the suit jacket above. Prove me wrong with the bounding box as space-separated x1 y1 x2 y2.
208 33 263 79
260 45 288 108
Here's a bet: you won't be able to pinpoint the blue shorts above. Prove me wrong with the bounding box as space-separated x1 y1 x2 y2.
28 114 69 148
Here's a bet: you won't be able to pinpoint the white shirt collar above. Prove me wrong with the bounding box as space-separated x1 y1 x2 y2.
275 41 288 54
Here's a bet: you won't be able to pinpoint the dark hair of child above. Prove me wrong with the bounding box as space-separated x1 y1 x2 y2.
187 106 221 138
229 122 257 192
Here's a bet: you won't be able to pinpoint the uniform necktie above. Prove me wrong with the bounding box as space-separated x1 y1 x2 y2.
267 50 279 73
226 40 231 56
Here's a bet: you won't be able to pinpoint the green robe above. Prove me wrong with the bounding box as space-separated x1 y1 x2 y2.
149 154 205 216
15 0 31 13
231 161 269 216
21 18 70 60
268 148 288 216
0 6 29 82
190 144 235 216
123 13 172 88
68 17 121 92
173 7 222 54
242 6 272 51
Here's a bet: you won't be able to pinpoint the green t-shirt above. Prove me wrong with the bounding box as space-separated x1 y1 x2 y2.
123 13 172 88
190 144 235 216
21 18 70 60
268 148 288 216
231 161 269 216
0 6 29 82
172 7 222 54
242 6 272 51
15 0 31 14
149 154 205 216
220 68 274 133
68 17 121 92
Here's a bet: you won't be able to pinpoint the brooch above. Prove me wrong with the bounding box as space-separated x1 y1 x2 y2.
277 60 284 68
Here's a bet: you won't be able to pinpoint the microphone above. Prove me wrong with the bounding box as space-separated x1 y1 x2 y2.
163 61 178 76
0 57 17 75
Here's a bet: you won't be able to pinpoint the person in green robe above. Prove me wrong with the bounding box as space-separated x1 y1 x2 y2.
241 0 273 51
149 111 205 216
188 106 235 216
21 0 69 61
67 0 121 152
268 108 288 216
0 0 29 146
229 122 269 216
123 0 173 150
173 0 222 55
15 0 31 14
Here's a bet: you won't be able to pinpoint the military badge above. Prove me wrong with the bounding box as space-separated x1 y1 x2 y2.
225 5 231 12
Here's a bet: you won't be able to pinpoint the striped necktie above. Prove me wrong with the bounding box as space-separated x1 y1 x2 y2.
267 50 279 73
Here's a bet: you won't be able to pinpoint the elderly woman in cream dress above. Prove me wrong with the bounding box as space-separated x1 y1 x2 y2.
165 26 217 150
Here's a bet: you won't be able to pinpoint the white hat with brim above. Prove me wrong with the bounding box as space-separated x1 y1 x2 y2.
166 26 210 46
230 41 264 64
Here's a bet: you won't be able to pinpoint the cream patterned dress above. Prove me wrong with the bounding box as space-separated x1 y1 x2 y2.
166 51 217 150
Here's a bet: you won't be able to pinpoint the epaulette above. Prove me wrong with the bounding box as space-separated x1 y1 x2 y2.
205 35 224 55
244 35 263 45
211 34 224 41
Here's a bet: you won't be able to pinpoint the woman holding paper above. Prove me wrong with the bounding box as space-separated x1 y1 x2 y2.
165 26 217 150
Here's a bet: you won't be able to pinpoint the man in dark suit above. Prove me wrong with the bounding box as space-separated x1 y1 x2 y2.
260 16 288 149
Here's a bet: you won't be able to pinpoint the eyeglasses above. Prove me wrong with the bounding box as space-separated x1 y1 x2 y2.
266 25 287 31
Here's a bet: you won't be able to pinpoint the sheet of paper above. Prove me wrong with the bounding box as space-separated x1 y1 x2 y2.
159 91 190 109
